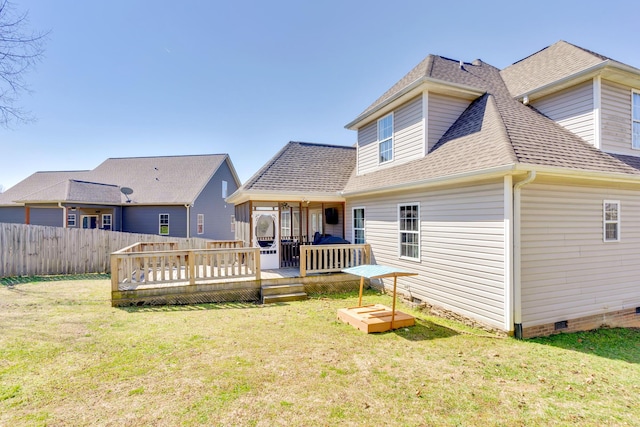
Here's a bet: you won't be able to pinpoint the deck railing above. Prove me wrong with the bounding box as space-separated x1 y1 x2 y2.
206 240 244 249
111 243 260 291
299 244 370 277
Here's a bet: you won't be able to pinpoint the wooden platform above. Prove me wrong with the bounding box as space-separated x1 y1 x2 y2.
337 304 415 333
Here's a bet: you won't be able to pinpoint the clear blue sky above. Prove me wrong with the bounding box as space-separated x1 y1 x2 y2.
0 0 637 190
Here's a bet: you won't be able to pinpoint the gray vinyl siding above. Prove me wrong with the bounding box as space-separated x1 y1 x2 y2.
122 205 187 237
520 183 640 327
191 160 238 240
356 96 424 175
0 207 25 224
601 79 635 155
346 180 507 329
394 96 424 163
356 122 377 175
530 80 595 145
30 207 64 227
428 93 471 151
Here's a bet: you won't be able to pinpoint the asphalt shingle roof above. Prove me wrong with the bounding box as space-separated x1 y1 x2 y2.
239 141 356 194
0 154 231 206
342 42 640 194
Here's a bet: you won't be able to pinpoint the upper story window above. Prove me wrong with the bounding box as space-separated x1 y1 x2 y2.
159 213 170 235
603 200 620 242
378 114 393 163
352 207 365 244
633 91 640 149
222 180 228 198
398 203 420 260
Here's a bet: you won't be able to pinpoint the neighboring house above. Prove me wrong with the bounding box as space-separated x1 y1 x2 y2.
229 41 640 337
0 154 240 240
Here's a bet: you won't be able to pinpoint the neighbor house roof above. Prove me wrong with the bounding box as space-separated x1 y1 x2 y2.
341 41 640 196
226 141 356 204
1 154 239 206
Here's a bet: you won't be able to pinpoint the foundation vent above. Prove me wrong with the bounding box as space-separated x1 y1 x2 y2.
554 320 568 331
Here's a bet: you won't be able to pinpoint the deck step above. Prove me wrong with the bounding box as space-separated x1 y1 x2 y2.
261 283 305 296
262 292 307 304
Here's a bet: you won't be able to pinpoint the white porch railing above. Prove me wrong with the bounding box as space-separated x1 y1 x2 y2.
299 244 371 277
111 242 260 291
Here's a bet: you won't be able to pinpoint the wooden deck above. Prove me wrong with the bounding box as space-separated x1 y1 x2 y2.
110 242 369 307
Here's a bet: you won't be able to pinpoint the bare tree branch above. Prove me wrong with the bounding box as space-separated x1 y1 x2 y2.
0 0 48 127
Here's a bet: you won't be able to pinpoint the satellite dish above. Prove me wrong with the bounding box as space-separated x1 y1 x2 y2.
120 187 133 203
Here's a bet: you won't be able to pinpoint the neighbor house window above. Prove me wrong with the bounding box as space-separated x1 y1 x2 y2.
633 91 640 149
102 214 112 230
230 215 236 233
603 200 620 242
159 213 170 235
222 180 228 198
197 214 204 234
398 203 420 260
67 213 76 227
378 114 393 163
353 207 365 244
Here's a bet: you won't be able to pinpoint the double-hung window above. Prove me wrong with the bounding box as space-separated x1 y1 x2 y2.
603 200 620 242
159 213 170 235
102 214 112 230
67 213 76 227
197 214 204 235
352 207 365 244
398 203 420 260
633 91 640 149
378 114 393 163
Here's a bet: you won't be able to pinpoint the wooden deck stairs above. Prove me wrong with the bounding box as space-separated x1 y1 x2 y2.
261 283 307 304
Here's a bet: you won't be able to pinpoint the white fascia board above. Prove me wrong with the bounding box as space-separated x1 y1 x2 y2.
226 190 345 205
341 163 640 198
345 77 484 130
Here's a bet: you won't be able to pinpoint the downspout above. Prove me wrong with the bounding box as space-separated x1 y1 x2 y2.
513 171 536 339
58 202 65 228
185 204 191 238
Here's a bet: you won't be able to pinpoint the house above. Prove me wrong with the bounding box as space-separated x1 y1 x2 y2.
229 41 640 337
0 154 240 240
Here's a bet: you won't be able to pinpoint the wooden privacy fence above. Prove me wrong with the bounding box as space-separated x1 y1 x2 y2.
111 243 261 291
300 244 371 277
0 222 209 278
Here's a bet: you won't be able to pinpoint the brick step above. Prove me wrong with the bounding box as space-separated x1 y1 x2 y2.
262 292 308 304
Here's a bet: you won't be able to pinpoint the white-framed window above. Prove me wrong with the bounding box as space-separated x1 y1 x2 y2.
352 207 365 244
197 213 204 235
67 213 76 227
378 113 393 163
633 91 640 149
603 200 620 242
102 214 112 230
222 180 228 198
230 215 236 233
159 213 170 235
281 210 291 238
398 203 420 260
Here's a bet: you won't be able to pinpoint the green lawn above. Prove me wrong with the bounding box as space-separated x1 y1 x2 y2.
1 277 639 426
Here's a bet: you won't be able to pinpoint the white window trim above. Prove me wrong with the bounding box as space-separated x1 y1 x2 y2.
352 207 365 244
197 213 204 235
159 213 170 236
603 200 620 242
102 214 112 230
67 213 76 227
633 90 640 150
222 180 228 198
378 113 394 164
397 202 420 261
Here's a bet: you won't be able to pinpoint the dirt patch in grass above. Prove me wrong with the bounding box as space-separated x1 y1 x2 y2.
1 279 639 426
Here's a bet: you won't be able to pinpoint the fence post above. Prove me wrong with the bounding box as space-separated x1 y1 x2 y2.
299 245 307 277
